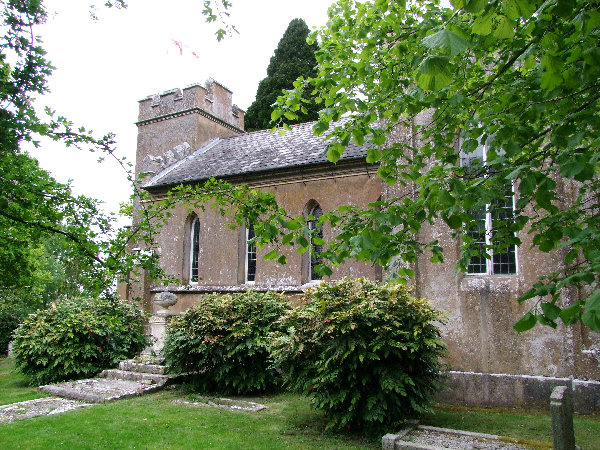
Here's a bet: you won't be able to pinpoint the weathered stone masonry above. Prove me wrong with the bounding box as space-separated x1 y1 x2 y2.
125 79 600 412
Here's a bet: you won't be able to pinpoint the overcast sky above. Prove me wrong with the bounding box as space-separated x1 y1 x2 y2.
31 0 334 223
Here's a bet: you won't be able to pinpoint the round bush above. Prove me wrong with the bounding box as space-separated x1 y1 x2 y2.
11 296 148 385
271 278 446 431
162 291 291 394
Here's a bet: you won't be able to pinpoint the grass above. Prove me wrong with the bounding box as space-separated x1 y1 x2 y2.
0 357 47 406
1 357 599 449
0 387 376 449
422 404 600 450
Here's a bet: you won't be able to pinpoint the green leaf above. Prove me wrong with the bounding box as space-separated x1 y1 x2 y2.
541 54 563 90
283 111 297 121
513 312 537 332
270 109 282 121
541 302 561 321
585 289 600 311
463 0 487 13
416 56 452 91
438 189 455 207
313 237 326 246
352 127 365 146
444 214 463 230
326 146 341 163
297 236 309 249
285 219 302 230
398 267 415 277
502 0 521 20
422 29 470 56
560 301 583 325
581 291 600 330
313 120 330 135
514 0 539 18
264 250 278 260
472 14 494 36
559 160 587 179
582 310 600 331
518 175 536 196
491 14 514 39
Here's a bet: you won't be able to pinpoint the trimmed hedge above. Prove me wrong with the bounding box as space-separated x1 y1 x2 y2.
12 296 148 385
271 278 446 431
162 291 291 394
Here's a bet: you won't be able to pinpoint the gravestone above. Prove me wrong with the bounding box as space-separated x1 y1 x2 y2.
550 385 576 450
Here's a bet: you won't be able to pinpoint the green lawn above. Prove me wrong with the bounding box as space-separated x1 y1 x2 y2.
1 357 599 449
0 388 375 449
0 356 48 405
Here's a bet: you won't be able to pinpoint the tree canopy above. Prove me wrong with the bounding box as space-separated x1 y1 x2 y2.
0 0 148 299
244 18 320 131
271 0 600 331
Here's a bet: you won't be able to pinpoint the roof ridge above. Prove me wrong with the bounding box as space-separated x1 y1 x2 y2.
225 120 317 140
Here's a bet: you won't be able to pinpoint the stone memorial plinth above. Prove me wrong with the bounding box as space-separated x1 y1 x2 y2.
147 292 178 354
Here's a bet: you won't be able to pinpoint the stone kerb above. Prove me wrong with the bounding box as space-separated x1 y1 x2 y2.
147 291 179 354
437 370 600 414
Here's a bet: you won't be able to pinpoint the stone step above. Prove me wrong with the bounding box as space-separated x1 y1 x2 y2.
39 378 162 404
98 369 169 386
119 359 167 375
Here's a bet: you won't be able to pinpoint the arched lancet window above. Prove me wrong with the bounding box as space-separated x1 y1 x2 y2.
246 222 256 283
307 203 323 281
189 216 200 283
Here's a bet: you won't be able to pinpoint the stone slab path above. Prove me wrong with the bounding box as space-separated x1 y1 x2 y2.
0 397 91 424
37 358 176 404
39 377 163 404
0 359 175 424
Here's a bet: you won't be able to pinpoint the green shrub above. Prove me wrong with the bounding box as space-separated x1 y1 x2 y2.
11 296 148 385
162 291 291 394
271 278 446 431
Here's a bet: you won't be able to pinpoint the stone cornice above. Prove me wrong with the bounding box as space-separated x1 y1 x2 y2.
135 107 244 134
143 158 377 195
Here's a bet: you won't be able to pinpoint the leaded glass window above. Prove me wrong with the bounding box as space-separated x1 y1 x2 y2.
246 222 256 283
460 136 517 275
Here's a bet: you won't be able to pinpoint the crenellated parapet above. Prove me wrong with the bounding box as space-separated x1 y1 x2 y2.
137 78 245 132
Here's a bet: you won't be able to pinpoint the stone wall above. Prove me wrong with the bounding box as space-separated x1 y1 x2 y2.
382 110 600 409
145 164 382 315
127 82 600 412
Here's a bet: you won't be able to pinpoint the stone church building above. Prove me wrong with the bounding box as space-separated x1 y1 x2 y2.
126 79 600 412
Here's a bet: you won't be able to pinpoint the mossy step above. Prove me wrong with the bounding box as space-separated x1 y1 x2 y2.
99 369 169 385
119 360 168 375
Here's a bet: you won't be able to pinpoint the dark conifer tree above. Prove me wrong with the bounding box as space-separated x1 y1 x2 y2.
244 18 319 131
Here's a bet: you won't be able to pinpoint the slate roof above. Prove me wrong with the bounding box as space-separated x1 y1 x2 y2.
144 120 368 189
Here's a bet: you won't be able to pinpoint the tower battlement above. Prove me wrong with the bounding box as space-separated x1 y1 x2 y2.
137 78 244 132
134 78 245 178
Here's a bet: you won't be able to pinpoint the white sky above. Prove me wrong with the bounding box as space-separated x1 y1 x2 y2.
31 0 334 223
